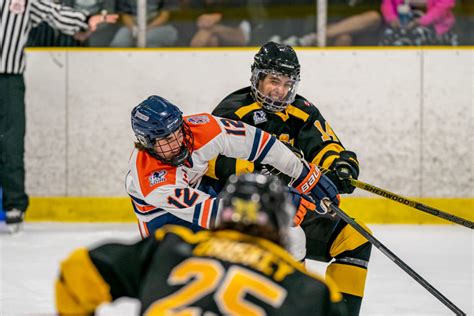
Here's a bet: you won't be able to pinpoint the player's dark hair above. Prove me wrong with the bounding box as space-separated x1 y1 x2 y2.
134 142 146 150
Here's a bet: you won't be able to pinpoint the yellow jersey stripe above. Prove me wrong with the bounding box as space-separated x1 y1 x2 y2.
329 221 372 258
205 157 219 180
286 105 310 122
311 143 345 167
235 159 255 174
274 110 290 121
234 103 262 119
56 248 112 314
326 263 367 297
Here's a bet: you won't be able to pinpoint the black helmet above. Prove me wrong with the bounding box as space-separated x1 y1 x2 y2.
251 42 301 113
218 173 293 245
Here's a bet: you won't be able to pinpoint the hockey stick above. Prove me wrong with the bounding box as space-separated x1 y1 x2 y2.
318 166 473 229
348 178 474 229
322 199 466 316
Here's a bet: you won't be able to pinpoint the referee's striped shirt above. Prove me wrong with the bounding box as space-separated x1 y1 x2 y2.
0 0 89 74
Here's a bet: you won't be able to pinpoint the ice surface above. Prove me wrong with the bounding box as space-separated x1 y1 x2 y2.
0 224 472 315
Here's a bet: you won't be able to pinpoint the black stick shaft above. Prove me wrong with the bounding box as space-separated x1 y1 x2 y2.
324 201 466 315
350 179 474 229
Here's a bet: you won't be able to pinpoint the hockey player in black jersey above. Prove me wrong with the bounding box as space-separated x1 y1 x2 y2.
209 41 372 315
56 173 346 316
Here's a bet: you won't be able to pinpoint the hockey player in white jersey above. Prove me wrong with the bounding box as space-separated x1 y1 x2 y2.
126 95 339 259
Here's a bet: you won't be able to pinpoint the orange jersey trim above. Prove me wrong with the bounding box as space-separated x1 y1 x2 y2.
200 199 212 228
184 113 222 151
135 150 177 197
138 219 150 239
132 200 156 213
258 131 270 155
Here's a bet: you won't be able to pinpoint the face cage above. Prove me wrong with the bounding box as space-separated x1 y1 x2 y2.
250 68 300 113
148 123 194 166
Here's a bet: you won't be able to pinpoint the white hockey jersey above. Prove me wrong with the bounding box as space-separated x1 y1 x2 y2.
126 113 305 237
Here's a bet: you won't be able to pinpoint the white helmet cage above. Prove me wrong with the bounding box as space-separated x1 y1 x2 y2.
251 68 300 113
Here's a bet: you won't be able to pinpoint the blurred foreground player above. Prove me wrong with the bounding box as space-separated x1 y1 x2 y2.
56 173 347 315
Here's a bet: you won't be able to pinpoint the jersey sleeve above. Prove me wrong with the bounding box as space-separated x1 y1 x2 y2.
205 154 255 182
160 115 305 227
145 184 221 229
128 148 221 229
212 115 304 179
294 100 349 171
205 108 253 181
207 91 261 181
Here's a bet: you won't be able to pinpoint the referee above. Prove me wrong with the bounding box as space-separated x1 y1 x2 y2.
0 0 117 233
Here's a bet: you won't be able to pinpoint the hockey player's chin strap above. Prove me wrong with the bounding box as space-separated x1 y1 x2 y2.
322 199 466 316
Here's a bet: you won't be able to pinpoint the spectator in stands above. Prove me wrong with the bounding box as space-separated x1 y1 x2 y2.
110 0 179 47
189 0 252 47
27 0 119 47
72 0 120 46
271 0 382 46
380 0 457 45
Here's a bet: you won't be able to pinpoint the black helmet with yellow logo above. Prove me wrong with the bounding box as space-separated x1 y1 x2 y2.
218 173 293 245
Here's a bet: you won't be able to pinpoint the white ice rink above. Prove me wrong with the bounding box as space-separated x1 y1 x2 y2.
0 223 472 316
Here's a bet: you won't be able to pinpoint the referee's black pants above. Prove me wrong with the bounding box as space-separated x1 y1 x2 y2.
0 74 29 213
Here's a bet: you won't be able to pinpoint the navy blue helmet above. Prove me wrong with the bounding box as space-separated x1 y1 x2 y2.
131 95 193 166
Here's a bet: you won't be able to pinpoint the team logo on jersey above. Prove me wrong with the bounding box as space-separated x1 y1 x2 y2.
253 110 267 125
149 170 167 186
303 100 313 107
186 115 209 124
9 0 25 14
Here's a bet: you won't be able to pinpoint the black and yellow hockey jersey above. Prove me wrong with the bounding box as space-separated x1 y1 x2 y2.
210 87 352 181
56 225 346 315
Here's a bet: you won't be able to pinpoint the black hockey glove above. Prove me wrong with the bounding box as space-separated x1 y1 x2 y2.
325 150 359 194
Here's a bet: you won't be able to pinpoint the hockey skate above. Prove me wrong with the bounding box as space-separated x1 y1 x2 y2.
0 208 24 234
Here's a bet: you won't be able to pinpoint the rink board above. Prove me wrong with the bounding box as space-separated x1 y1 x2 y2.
24 196 474 224
24 48 473 199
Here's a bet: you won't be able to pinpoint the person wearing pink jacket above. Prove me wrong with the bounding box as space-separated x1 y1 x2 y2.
381 0 455 35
